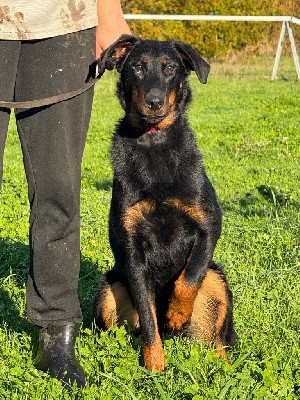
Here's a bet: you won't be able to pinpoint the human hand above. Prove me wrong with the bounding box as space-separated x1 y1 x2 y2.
96 0 131 60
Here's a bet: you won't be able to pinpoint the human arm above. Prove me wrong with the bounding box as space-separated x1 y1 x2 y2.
96 0 131 60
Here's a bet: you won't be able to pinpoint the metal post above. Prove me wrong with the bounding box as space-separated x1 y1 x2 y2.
286 22 300 79
272 22 286 80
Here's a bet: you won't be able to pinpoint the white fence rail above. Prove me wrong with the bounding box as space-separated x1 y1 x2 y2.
124 14 300 79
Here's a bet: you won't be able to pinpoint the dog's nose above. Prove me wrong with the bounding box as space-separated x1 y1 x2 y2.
145 91 164 111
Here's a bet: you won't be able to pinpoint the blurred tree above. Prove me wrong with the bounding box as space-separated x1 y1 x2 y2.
122 1 300 58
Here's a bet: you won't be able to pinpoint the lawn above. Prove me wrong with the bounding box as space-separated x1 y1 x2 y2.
0 56 299 399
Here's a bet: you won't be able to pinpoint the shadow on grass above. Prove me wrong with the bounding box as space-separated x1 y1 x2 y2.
0 239 31 334
95 180 112 191
78 256 102 329
0 238 100 333
220 184 299 218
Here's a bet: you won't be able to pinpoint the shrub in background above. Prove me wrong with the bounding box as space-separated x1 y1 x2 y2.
122 0 300 58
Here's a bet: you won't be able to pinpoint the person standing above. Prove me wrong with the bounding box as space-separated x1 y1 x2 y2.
0 0 131 387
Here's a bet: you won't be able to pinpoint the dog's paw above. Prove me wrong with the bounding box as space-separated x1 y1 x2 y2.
143 342 166 371
166 302 193 335
215 340 231 364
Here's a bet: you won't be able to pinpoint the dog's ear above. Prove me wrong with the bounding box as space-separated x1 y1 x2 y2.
173 41 210 84
99 34 140 74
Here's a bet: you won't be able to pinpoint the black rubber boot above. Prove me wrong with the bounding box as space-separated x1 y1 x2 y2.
33 321 85 388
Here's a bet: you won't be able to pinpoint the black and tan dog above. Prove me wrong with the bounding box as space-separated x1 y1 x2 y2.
94 35 236 371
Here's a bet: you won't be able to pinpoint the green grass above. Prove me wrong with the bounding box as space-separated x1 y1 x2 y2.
0 57 299 399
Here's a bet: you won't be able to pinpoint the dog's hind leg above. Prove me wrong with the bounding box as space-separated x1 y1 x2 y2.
94 272 165 371
94 271 139 330
184 263 236 361
166 217 221 335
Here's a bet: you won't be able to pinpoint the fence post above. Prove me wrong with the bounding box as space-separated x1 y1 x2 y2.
271 21 300 80
272 22 286 80
286 22 300 79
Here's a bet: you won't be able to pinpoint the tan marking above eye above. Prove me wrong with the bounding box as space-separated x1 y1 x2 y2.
162 56 168 65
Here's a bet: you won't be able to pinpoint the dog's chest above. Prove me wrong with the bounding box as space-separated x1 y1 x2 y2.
134 142 180 185
124 198 205 246
117 142 196 198
122 198 207 288
123 198 206 234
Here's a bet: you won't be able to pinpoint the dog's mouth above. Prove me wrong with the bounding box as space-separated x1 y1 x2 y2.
128 106 177 134
141 114 166 126
131 112 167 132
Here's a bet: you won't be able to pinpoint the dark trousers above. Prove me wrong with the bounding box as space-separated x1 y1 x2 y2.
0 28 95 327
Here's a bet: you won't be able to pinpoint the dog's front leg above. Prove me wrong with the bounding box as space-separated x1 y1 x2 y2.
121 199 165 370
139 302 165 372
126 255 165 372
167 233 214 335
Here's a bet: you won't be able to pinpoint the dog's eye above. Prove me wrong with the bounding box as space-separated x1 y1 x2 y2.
133 63 143 74
165 65 176 75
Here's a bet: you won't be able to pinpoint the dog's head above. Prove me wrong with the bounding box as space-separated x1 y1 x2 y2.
100 35 210 132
